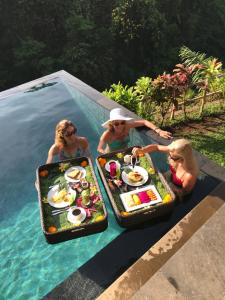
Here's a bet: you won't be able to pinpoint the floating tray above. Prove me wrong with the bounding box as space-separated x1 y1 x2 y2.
36 156 108 244
96 147 175 227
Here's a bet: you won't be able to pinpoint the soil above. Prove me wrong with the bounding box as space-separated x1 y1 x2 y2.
170 113 225 135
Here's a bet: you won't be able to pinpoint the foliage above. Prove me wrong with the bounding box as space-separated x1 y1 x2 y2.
102 82 138 112
133 77 155 119
1 0 225 92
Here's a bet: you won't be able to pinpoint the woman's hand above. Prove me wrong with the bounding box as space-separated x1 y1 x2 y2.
158 129 172 139
132 147 144 157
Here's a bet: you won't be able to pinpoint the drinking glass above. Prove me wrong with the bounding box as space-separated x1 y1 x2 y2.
109 161 117 178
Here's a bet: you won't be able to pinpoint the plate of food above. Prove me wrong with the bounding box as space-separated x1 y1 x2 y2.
64 166 86 182
121 166 148 186
47 185 76 208
105 160 121 172
120 185 162 212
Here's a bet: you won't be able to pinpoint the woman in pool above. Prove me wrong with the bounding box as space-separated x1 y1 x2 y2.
46 119 89 163
97 108 172 154
132 139 199 199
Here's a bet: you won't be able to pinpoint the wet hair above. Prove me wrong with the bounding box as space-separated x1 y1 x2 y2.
168 139 199 175
55 119 77 147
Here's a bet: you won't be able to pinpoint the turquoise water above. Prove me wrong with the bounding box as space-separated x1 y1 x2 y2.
0 79 155 300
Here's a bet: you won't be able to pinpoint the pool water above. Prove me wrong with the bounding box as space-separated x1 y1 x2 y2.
0 79 157 300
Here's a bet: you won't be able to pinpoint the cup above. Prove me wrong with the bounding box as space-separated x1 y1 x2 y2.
71 207 83 222
109 161 117 178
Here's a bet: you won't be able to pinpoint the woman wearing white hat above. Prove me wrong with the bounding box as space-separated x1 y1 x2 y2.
97 108 172 154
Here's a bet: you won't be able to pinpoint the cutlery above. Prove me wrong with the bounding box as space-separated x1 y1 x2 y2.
52 207 71 214
52 208 71 216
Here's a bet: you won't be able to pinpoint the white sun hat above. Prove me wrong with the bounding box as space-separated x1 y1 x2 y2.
102 108 133 128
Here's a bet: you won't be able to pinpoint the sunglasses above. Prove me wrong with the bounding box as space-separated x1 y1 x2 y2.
113 121 126 126
64 129 75 137
169 155 182 161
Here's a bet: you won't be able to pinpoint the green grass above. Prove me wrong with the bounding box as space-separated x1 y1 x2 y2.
174 124 225 168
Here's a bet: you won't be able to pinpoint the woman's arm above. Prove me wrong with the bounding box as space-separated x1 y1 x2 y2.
181 173 197 193
128 120 172 139
80 137 90 156
46 144 59 164
132 144 169 156
97 131 110 154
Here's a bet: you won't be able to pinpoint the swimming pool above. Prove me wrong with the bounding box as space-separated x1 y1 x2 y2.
0 77 156 300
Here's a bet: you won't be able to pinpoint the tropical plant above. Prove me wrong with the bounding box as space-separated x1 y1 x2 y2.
102 82 138 112
133 77 155 119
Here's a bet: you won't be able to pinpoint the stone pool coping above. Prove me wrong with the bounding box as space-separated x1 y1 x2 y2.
2 71 224 299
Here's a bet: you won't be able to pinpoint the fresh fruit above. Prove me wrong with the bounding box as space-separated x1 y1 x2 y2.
148 167 155 174
116 152 124 159
132 194 141 205
146 189 157 200
98 157 107 167
163 194 173 203
40 170 48 177
47 226 57 233
95 215 105 222
80 160 88 167
121 211 129 217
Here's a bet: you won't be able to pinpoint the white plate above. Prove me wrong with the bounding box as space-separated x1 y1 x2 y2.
120 185 162 212
47 185 76 208
121 166 148 186
105 160 121 172
64 166 86 183
67 207 86 224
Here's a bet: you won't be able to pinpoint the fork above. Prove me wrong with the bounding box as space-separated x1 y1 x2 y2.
51 207 71 215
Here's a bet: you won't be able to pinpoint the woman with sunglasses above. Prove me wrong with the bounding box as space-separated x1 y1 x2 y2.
46 119 89 163
132 139 199 199
97 108 172 154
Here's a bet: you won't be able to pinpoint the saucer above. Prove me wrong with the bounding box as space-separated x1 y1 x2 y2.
67 207 86 224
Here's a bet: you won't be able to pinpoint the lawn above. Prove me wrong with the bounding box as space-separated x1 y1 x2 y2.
172 114 225 168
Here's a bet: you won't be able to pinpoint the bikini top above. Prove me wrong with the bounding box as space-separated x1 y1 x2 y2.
60 149 81 160
108 135 130 151
169 165 183 187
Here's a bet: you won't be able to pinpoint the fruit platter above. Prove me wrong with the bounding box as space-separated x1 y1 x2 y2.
36 157 108 243
96 147 175 227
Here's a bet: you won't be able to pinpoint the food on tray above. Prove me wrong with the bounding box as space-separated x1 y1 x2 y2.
47 226 57 233
81 189 90 206
124 194 135 207
146 189 157 200
124 154 131 164
52 188 73 203
163 194 173 203
138 191 150 203
68 168 83 180
132 194 141 205
128 171 143 183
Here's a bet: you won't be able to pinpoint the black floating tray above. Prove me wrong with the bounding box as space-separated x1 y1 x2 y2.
36 156 108 244
96 147 175 228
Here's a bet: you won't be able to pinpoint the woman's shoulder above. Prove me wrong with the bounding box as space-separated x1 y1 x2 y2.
49 143 61 154
101 130 113 140
77 136 89 148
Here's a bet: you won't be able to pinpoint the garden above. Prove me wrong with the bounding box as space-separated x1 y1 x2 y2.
103 47 225 167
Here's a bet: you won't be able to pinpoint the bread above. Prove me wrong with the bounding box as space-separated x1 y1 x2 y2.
68 168 82 179
128 171 143 182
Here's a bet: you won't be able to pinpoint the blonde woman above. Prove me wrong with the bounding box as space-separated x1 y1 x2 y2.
46 120 89 163
97 108 172 154
132 139 199 198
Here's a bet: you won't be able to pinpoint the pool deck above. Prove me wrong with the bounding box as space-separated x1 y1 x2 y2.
98 182 225 299
3 71 224 299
